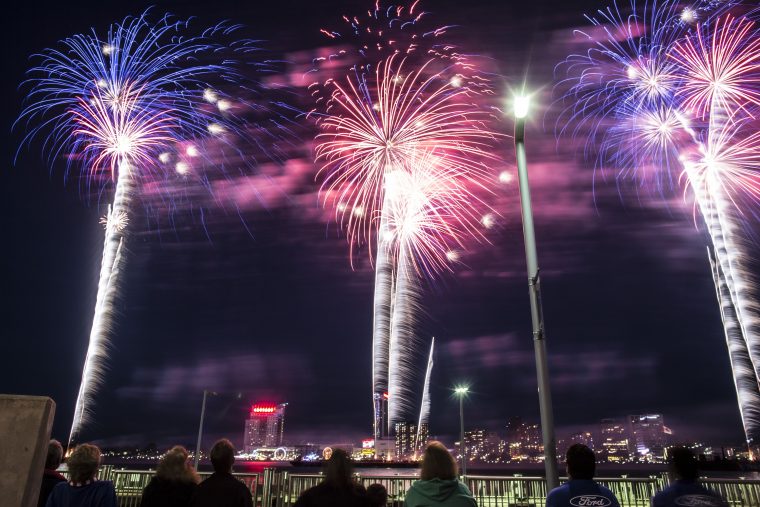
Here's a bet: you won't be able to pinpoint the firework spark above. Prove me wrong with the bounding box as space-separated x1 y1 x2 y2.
17 11 252 445
317 49 499 430
558 0 760 447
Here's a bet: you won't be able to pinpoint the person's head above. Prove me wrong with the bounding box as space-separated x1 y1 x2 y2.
420 441 458 481
668 447 699 481
210 439 236 473
566 444 596 480
156 445 199 484
366 483 388 507
324 448 354 488
67 444 102 483
45 440 64 470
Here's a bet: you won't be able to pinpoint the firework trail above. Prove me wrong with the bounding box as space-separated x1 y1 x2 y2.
557 0 760 447
17 12 253 445
313 1 498 439
316 50 498 430
416 337 434 450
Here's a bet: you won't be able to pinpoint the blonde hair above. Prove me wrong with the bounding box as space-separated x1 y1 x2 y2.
156 446 200 484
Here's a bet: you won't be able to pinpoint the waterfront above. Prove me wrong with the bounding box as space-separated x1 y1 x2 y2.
101 458 760 480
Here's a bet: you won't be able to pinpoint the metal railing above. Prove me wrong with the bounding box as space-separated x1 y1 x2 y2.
103 469 760 507
109 469 258 507
701 477 760 506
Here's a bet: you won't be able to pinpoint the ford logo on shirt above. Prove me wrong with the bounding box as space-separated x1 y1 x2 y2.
570 496 612 506
674 495 723 506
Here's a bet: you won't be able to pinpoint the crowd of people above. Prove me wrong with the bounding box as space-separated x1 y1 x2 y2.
38 437 729 507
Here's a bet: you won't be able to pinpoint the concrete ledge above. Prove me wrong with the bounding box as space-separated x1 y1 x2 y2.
0 395 56 507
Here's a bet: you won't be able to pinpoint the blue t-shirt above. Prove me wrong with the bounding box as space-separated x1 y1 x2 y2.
45 480 117 507
651 480 728 507
547 480 621 507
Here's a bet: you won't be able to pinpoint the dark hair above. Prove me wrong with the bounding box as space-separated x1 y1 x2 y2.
45 440 63 470
366 483 388 507
324 448 354 488
157 446 200 484
67 444 101 483
420 441 458 481
210 439 236 473
669 447 699 481
566 444 596 480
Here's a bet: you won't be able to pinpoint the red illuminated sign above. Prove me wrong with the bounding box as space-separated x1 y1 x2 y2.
251 404 277 414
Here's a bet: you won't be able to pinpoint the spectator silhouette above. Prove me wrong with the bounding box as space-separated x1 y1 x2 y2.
651 447 728 507
140 445 199 507
294 448 368 507
45 443 116 507
546 444 620 507
366 483 388 507
189 439 253 507
38 439 66 507
404 441 476 507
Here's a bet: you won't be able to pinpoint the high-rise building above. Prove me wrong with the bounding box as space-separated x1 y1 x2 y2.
629 414 668 462
600 418 631 463
571 431 594 450
394 421 417 459
373 392 389 441
505 417 543 462
243 402 287 454
416 422 429 452
464 429 486 461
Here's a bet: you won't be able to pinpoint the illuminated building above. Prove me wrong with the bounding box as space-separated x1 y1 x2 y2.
571 431 594 450
464 429 486 461
629 414 669 462
417 422 429 452
243 402 287 454
505 417 543 462
373 392 389 441
600 418 631 463
375 438 395 460
394 421 417 459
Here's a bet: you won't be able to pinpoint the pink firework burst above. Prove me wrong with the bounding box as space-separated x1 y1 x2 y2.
384 149 489 277
316 53 500 259
670 15 760 119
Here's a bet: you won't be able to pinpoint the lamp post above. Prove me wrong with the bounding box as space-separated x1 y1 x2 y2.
513 94 559 491
194 389 217 470
454 386 469 477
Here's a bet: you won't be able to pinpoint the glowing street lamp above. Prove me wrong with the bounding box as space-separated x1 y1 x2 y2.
454 385 469 477
512 93 559 490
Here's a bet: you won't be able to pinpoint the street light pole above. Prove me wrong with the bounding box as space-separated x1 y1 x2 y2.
513 95 559 491
454 386 468 477
194 389 215 470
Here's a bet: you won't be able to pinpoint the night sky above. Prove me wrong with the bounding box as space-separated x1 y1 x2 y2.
1 0 748 450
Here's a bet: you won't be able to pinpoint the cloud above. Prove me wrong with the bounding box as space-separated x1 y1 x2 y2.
117 352 312 404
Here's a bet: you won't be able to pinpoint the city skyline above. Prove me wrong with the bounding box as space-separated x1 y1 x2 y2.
2 0 755 453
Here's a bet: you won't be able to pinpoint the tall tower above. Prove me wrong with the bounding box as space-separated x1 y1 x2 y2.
373 392 389 441
243 402 287 454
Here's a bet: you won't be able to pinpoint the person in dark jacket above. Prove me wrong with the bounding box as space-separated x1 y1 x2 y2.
546 444 619 507
45 443 117 507
294 448 368 507
404 441 476 507
140 445 199 507
39 439 67 507
189 439 253 507
651 447 728 507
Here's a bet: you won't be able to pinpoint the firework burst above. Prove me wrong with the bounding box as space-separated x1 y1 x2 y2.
558 0 760 448
17 11 253 445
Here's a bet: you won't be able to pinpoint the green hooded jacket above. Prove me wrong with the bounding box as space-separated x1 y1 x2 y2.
404 478 478 507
